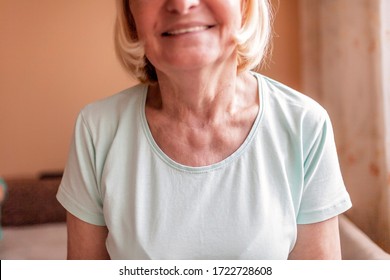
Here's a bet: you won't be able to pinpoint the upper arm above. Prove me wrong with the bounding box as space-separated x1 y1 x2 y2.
288 216 342 260
66 212 110 260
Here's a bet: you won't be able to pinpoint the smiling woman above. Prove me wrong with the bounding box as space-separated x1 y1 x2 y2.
56 0 352 260
115 0 271 82
129 0 242 76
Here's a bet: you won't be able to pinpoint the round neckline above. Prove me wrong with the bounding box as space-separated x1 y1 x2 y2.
140 72 265 174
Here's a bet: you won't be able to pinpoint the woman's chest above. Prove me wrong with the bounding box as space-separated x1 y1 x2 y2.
102 163 297 259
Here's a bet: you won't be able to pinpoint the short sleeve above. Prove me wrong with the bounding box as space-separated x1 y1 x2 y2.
56 112 106 226
297 112 352 224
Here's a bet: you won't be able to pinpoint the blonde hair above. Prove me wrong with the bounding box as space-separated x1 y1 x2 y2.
115 0 273 83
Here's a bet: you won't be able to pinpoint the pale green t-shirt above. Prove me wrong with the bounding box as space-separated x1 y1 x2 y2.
57 73 351 259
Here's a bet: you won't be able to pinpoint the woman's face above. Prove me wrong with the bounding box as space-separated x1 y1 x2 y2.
129 0 243 74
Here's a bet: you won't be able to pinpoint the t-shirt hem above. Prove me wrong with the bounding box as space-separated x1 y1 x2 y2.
56 186 106 226
296 196 352 225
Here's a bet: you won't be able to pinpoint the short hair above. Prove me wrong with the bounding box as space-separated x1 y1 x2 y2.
114 0 272 84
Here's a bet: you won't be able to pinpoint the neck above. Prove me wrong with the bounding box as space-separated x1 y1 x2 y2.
148 60 248 127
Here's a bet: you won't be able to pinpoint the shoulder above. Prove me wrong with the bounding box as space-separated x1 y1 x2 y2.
76 83 147 133
81 83 147 121
255 73 329 130
259 74 325 113
252 73 334 153
71 83 147 146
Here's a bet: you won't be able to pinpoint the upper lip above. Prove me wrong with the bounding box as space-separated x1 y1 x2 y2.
161 22 215 36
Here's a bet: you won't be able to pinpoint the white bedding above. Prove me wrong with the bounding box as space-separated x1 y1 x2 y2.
0 223 66 260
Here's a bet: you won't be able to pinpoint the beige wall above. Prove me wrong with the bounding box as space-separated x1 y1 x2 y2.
0 0 135 177
265 0 302 91
0 0 301 178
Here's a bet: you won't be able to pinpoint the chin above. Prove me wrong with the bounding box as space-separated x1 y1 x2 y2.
154 54 220 72
153 48 235 73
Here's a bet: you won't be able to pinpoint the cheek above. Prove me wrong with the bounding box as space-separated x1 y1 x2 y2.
214 1 243 30
131 16 147 40
129 5 156 40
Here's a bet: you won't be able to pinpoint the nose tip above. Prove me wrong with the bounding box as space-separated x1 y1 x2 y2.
166 0 200 14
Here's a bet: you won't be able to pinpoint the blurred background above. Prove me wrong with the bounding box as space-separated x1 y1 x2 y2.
0 0 389 257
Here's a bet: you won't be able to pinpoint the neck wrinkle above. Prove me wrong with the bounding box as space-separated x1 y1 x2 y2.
151 63 241 126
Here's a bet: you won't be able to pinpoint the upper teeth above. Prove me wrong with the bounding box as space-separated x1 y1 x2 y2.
166 26 209 36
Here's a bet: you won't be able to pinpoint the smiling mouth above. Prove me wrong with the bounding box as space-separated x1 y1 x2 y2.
162 25 214 37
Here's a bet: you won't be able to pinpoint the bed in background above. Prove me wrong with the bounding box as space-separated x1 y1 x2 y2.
0 176 66 260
